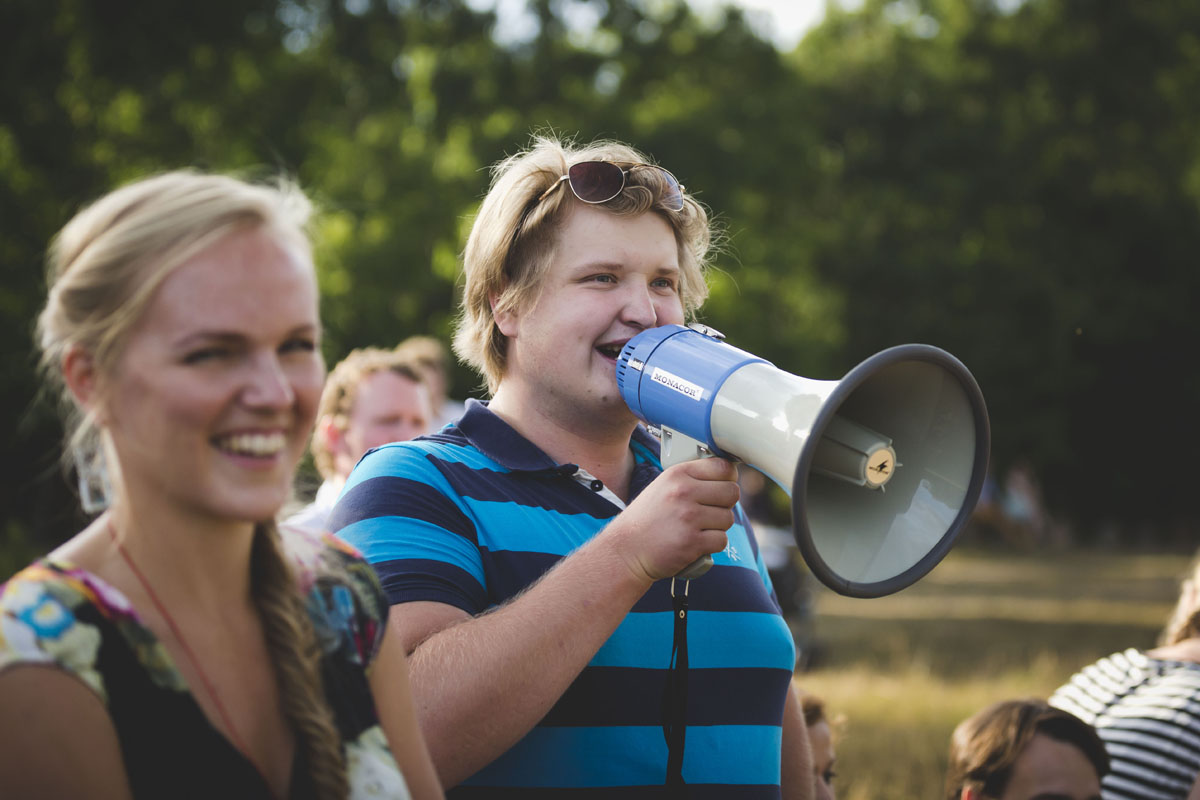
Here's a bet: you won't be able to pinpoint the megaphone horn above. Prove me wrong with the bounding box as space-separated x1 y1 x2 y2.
616 323 990 598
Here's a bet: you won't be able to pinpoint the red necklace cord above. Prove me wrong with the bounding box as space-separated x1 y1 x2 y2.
105 522 258 766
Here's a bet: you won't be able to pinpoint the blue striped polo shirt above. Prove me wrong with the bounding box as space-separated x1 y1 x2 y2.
331 400 796 798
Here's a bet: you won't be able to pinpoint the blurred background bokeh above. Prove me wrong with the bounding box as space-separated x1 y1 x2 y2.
3 0 1198 794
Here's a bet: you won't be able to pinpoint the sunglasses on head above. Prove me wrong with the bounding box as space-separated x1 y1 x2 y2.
537 161 685 212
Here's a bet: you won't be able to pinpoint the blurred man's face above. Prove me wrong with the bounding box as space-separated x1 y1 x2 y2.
336 370 431 478
999 733 1101 800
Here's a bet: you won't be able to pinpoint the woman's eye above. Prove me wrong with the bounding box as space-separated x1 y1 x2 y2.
590 274 617 284
182 347 228 364
281 337 317 354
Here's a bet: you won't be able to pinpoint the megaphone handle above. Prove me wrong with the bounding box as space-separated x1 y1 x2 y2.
659 427 715 580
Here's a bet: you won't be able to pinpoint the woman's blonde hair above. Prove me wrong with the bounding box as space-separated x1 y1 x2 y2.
454 135 715 394
1161 553 1200 646
38 170 314 497
36 170 350 798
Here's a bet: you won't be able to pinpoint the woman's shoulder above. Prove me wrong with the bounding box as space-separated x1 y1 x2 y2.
0 560 135 701
280 526 388 665
281 525 372 586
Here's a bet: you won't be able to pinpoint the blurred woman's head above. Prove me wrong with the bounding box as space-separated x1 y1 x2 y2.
801 692 837 799
37 171 322 521
945 698 1107 800
1162 552 1200 646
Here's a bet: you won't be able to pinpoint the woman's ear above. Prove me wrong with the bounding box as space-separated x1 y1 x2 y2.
62 345 104 421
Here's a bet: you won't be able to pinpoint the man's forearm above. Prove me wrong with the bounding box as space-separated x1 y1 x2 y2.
404 532 654 786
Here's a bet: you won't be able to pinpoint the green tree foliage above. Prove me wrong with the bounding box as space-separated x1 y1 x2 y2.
2 0 1197 568
796 0 1200 536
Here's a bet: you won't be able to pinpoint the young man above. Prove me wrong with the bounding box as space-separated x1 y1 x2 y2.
332 137 812 797
288 346 431 534
945 698 1108 800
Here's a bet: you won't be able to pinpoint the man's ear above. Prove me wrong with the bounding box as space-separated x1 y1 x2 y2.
317 415 345 455
62 345 104 422
491 293 519 338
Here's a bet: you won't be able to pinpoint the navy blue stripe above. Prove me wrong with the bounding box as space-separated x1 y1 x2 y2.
331 475 477 542
542 666 792 727
630 566 781 614
374 558 487 613
449 786 779 799
454 399 561 471
483 550 563 604
738 506 762 562
432 458 617 518
628 460 661 501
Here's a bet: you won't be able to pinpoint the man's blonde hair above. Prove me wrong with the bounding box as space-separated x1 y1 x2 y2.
453 135 714 394
312 347 425 480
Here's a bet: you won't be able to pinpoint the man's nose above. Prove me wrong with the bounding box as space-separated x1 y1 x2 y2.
621 283 658 329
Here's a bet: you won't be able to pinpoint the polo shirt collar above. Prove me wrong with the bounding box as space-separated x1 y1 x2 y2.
454 398 662 475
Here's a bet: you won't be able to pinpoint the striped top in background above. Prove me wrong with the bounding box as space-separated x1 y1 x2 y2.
1051 648 1200 800
330 400 797 798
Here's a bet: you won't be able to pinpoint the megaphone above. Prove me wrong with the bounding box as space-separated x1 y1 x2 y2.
616 323 990 598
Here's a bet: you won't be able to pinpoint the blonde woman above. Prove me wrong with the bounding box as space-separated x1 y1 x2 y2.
0 171 442 799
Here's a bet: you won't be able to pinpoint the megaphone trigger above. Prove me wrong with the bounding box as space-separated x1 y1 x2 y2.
659 427 713 469
657 426 718 580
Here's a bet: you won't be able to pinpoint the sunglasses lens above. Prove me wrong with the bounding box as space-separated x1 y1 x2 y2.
657 168 684 212
567 161 626 204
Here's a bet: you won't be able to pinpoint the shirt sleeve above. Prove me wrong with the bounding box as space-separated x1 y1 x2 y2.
330 441 489 615
314 535 392 666
0 564 112 702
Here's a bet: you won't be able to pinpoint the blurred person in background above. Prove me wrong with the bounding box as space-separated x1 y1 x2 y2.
1052 554 1200 800
396 335 466 431
0 171 441 799
801 692 838 799
288 347 431 535
945 698 1107 800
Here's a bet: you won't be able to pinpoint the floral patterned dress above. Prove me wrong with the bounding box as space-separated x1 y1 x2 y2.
0 527 411 799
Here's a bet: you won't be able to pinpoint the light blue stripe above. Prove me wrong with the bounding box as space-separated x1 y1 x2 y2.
465 507 772 567
337 517 486 587
592 610 795 670
463 724 781 787
344 440 503 494
709 521 768 574
463 501 600 555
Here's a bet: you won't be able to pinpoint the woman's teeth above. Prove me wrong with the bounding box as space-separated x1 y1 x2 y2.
214 432 286 457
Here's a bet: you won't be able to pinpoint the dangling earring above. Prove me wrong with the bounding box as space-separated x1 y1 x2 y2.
75 447 112 514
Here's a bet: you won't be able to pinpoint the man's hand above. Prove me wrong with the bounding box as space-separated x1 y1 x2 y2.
605 457 740 583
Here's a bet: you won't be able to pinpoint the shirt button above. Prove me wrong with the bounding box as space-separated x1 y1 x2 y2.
590 479 604 491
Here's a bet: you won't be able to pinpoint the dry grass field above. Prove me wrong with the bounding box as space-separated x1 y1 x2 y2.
789 547 1193 799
